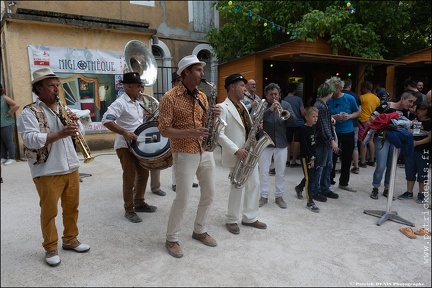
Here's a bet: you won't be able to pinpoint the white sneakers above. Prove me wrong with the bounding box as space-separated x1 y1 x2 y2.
67 242 91 253
45 250 61 267
62 240 91 253
45 241 90 267
1 158 6 164
4 159 16 165
338 184 357 192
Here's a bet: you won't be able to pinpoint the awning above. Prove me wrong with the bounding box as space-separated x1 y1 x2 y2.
400 60 431 67
269 52 407 66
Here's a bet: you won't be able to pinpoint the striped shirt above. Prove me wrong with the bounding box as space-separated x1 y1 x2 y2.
158 84 208 154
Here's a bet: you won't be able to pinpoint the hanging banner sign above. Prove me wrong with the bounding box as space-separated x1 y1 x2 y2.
28 45 130 133
28 45 125 74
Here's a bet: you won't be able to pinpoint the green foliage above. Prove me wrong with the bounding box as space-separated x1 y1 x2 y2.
207 0 431 62
295 6 384 58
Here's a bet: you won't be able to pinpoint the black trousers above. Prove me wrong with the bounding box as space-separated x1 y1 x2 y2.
332 131 355 186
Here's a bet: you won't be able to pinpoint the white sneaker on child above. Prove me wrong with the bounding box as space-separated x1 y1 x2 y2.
4 159 16 165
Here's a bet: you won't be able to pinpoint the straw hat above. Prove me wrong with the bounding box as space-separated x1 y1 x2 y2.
31 68 58 85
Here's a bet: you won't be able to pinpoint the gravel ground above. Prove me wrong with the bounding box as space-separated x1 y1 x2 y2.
1 146 431 287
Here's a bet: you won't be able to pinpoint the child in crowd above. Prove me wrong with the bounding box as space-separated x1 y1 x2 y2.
298 106 320 212
295 83 339 204
399 101 431 203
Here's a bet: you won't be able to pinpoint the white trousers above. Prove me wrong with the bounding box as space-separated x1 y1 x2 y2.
226 165 260 224
166 152 215 242
171 162 197 185
258 147 287 198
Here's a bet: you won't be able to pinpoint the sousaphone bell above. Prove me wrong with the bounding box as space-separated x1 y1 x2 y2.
124 40 158 86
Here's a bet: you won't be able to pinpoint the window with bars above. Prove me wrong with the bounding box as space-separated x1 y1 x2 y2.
151 46 214 100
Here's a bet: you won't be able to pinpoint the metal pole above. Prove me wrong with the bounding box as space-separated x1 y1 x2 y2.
363 147 415 226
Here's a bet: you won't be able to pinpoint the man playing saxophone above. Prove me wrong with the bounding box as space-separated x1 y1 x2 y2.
168 72 199 192
17 68 90 267
217 74 267 235
241 79 261 115
158 55 221 258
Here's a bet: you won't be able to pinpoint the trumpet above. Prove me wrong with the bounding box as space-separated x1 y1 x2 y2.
274 101 290 120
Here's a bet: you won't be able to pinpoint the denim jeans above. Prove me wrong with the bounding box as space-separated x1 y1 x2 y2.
312 146 333 195
1 124 16 160
372 137 397 189
404 150 429 182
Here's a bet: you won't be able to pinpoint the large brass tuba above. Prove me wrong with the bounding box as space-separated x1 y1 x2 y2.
124 40 159 119
124 40 173 170
229 99 274 188
124 40 158 86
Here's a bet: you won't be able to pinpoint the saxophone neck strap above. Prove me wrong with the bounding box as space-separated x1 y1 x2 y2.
183 83 207 113
195 97 207 113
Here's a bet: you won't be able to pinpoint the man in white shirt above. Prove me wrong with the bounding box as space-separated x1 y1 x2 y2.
102 72 157 224
17 67 90 267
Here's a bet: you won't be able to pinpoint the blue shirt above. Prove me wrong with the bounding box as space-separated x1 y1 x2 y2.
327 93 359 134
341 89 360 127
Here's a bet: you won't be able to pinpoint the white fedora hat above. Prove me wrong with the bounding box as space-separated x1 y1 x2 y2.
31 67 59 85
177 55 206 75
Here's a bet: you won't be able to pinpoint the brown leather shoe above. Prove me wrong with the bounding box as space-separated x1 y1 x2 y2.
166 240 183 258
192 232 217 247
226 223 240 235
241 220 267 229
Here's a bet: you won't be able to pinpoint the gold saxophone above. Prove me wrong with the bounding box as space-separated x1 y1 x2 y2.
56 96 94 163
201 79 227 152
229 99 274 188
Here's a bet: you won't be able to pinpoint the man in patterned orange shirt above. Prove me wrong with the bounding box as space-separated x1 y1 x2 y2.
158 55 221 258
